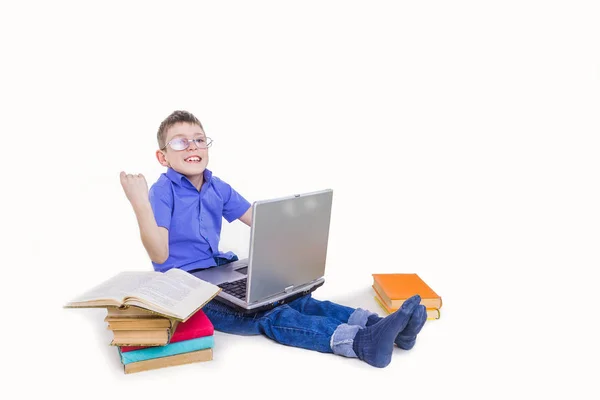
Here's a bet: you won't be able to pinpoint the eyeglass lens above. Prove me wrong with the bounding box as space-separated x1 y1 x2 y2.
169 137 211 150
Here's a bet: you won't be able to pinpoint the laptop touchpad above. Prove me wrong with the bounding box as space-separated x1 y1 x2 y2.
235 266 248 275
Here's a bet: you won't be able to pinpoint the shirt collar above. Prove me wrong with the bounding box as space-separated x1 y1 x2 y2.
166 168 213 188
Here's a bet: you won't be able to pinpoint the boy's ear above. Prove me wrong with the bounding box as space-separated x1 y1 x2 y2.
155 150 170 167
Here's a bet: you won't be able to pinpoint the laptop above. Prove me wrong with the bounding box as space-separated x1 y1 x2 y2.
192 189 333 313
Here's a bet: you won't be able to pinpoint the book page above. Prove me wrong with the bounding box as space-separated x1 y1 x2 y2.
128 269 220 320
66 272 157 305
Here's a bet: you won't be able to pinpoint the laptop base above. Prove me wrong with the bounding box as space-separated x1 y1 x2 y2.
213 280 325 315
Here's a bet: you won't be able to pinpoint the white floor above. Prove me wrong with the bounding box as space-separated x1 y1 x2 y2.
57 282 449 398
50 267 595 399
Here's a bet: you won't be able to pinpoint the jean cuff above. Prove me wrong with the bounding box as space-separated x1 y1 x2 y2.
330 323 360 358
347 308 377 328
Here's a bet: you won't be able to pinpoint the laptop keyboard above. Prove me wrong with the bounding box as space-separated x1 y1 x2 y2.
218 278 247 300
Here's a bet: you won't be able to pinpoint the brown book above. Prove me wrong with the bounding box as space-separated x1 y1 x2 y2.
105 316 176 330
124 348 213 374
64 268 221 322
106 306 160 318
110 328 172 346
372 273 442 309
373 291 440 320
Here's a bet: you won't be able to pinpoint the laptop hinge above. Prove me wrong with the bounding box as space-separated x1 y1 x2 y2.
284 285 294 293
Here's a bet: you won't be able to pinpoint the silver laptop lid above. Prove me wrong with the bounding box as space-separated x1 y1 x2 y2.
246 189 333 304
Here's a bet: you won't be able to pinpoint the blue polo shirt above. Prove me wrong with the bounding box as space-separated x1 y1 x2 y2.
148 168 251 272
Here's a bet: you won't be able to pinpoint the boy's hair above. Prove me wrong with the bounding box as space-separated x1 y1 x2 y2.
157 110 204 149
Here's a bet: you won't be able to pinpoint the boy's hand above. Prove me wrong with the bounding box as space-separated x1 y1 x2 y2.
120 171 150 208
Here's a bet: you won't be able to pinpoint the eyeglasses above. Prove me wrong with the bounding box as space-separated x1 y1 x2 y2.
161 137 213 151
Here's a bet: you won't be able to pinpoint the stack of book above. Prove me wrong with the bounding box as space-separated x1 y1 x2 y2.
65 268 221 374
372 273 442 320
106 306 179 346
116 308 215 374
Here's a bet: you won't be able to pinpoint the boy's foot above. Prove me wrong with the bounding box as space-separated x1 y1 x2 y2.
366 295 427 350
395 304 427 350
352 295 420 368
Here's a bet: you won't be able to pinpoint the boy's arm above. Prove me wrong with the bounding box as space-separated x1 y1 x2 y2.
238 206 253 226
120 172 169 264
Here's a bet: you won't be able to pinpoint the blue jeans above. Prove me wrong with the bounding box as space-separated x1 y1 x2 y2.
205 256 375 357
203 294 373 356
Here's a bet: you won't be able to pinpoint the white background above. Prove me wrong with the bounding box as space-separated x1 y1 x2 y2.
1 0 599 398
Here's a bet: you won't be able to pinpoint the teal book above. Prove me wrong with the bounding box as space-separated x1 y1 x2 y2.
119 336 214 364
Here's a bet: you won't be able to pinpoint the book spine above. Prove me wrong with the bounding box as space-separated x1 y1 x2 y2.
120 325 214 352
123 349 213 374
119 336 215 364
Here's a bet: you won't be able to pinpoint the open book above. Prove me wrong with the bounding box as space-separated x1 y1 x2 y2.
64 268 221 322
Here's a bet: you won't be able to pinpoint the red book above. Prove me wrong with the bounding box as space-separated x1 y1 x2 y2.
120 310 214 352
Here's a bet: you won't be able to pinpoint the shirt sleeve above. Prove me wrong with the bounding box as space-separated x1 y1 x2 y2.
148 182 173 229
213 177 252 223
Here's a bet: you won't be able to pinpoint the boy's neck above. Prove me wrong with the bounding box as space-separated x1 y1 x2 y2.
187 173 204 191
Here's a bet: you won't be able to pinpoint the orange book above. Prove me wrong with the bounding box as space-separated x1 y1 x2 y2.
373 291 440 320
372 273 442 309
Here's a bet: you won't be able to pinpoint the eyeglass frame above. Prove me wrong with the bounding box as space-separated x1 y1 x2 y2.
160 136 213 151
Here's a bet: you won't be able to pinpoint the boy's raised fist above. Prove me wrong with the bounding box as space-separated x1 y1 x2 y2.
120 171 149 208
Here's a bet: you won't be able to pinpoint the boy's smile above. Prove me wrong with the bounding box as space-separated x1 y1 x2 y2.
185 155 202 163
156 122 210 190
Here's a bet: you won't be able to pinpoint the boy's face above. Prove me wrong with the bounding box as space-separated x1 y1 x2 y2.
156 122 209 177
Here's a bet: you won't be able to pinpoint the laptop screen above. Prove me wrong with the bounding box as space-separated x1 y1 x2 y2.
247 189 333 304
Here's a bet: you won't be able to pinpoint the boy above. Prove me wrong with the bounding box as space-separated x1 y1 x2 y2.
120 110 427 368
